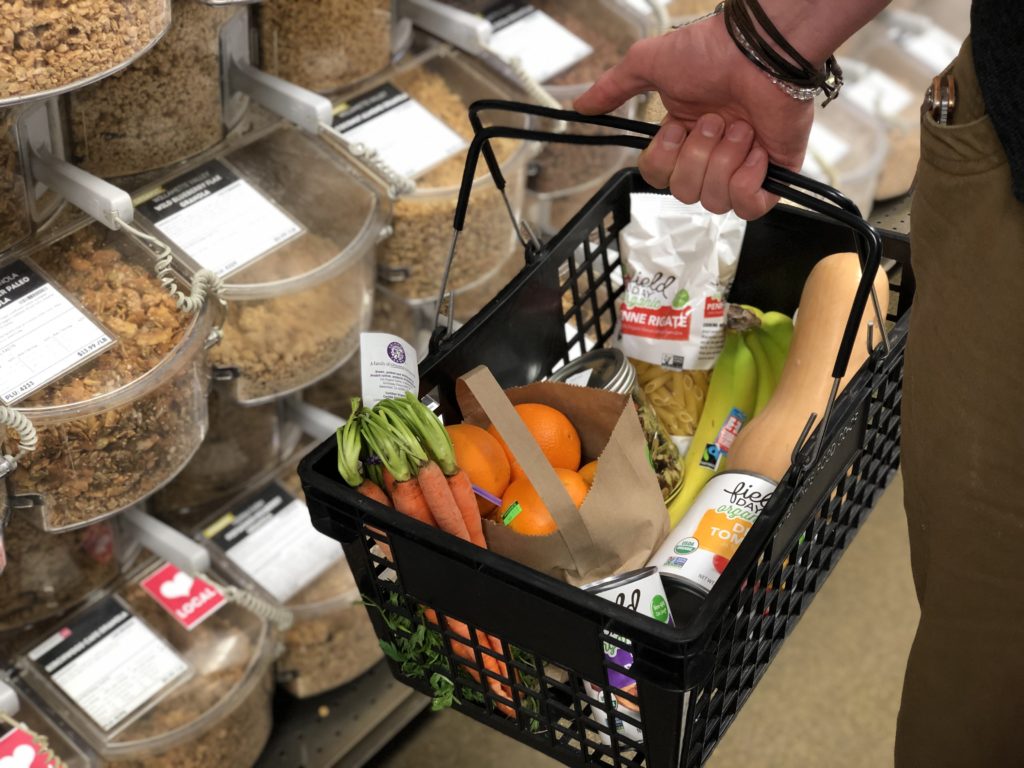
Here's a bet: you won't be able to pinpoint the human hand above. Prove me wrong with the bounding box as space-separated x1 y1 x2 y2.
574 13 814 220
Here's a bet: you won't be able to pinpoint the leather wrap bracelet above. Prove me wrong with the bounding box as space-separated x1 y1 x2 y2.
721 0 843 105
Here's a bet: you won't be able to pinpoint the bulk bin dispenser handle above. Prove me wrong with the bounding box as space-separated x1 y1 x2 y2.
441 100 890 470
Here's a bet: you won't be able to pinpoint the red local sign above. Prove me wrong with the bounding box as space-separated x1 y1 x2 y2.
140 562 226 631
0 726 57 768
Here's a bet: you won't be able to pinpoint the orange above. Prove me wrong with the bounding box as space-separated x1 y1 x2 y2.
578 459 599 487
447 424 511 514
487 403 581 480
500 468 590 536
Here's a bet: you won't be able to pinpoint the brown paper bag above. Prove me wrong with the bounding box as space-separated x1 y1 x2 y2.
456 366 669 586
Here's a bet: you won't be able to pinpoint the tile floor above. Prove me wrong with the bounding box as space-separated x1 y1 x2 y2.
369 474 919 768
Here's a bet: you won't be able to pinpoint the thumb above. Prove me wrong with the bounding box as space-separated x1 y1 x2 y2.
573 38 658 115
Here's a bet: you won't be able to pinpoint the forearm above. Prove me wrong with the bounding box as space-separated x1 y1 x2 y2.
757 0 892 66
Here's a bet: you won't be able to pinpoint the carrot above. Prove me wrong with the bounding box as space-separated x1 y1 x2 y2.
390 476 436 528
447 469 487 548
356 479 391 507
417 461 471 541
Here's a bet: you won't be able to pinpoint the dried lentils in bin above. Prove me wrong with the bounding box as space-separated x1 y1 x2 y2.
68 0 237 180
0 515 120 632
3 226 208 531
207 231 372 403
258 0 392 94
198 127 378 403
0 110 29 252
378 67 521 300
0 0 171 101
98 582 274 768
150 394 294 518
278 560 382 697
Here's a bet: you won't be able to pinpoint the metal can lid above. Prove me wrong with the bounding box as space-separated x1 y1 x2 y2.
549 348 632 395
582 566 661 595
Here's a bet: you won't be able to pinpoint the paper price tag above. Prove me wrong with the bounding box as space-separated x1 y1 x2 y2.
204 482 343 603
0 727 59 768
846 68 915 119
27 596 189 732
891 24 960 73
140 563 226 631
360 332 419 408
485 2 593 83
0 259 114 405
619 0 671 13
136 160 304 279
332 84 467 180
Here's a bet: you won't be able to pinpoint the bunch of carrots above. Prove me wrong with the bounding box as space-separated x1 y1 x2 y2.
337 393 514 716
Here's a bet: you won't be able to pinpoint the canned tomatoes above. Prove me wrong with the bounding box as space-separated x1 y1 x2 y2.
581 567 673 746
649 471 777 594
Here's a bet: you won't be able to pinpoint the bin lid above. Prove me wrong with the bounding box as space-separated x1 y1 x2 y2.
15 556 273 761
0 671 93 768
0 220 210 418
131 121 389 300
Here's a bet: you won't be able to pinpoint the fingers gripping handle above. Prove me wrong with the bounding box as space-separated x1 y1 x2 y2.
451 102 886 471
455 101 887 386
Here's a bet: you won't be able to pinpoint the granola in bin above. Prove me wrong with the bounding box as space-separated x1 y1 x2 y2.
2 225 206 531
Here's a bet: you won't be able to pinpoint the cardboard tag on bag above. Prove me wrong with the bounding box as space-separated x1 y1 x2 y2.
457 366 669 586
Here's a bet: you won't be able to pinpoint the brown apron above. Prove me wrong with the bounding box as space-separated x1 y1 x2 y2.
898 36 1024 766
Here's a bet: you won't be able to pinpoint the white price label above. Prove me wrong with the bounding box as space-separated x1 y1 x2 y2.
28 597 189 732
892 24 961 73
0 259 114 405
205 482 343 603
485 3 593 84
846 68 915 119
619 0 671 13
332 84 467 180
360 332 419 409
137 161 304 279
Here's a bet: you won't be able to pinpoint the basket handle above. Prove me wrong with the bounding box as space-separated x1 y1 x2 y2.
447 100 890 470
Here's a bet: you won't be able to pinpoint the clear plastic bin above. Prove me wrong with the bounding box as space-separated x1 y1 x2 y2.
0 672 93 768
148 375 302 518
304 244 524 415
0 514 136 635
0 0 172 106
277 559 380 697
165 459 382 699
15 557 276 768
802 96 888 217
330 44 530 301
257 0 393 94
133 122 387 404
0 110 30 254
519 0 645 236
2 221 213 532
67 0 246 180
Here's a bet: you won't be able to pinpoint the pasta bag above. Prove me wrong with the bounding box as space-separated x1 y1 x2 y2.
617 193 746 450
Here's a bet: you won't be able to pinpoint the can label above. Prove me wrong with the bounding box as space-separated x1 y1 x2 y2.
649 472 777 592
582 568 673 746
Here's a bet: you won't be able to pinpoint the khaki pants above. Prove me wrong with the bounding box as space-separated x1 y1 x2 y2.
897 37 1024 766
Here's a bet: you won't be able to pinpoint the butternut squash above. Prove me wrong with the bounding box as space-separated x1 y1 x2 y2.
725 252 890 481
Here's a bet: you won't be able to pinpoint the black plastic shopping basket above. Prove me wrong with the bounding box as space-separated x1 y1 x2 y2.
299 103 914 768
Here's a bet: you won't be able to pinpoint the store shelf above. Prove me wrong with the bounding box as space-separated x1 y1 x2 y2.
257 662 429 768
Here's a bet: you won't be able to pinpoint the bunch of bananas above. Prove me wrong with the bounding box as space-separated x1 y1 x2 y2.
667 306 794 526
